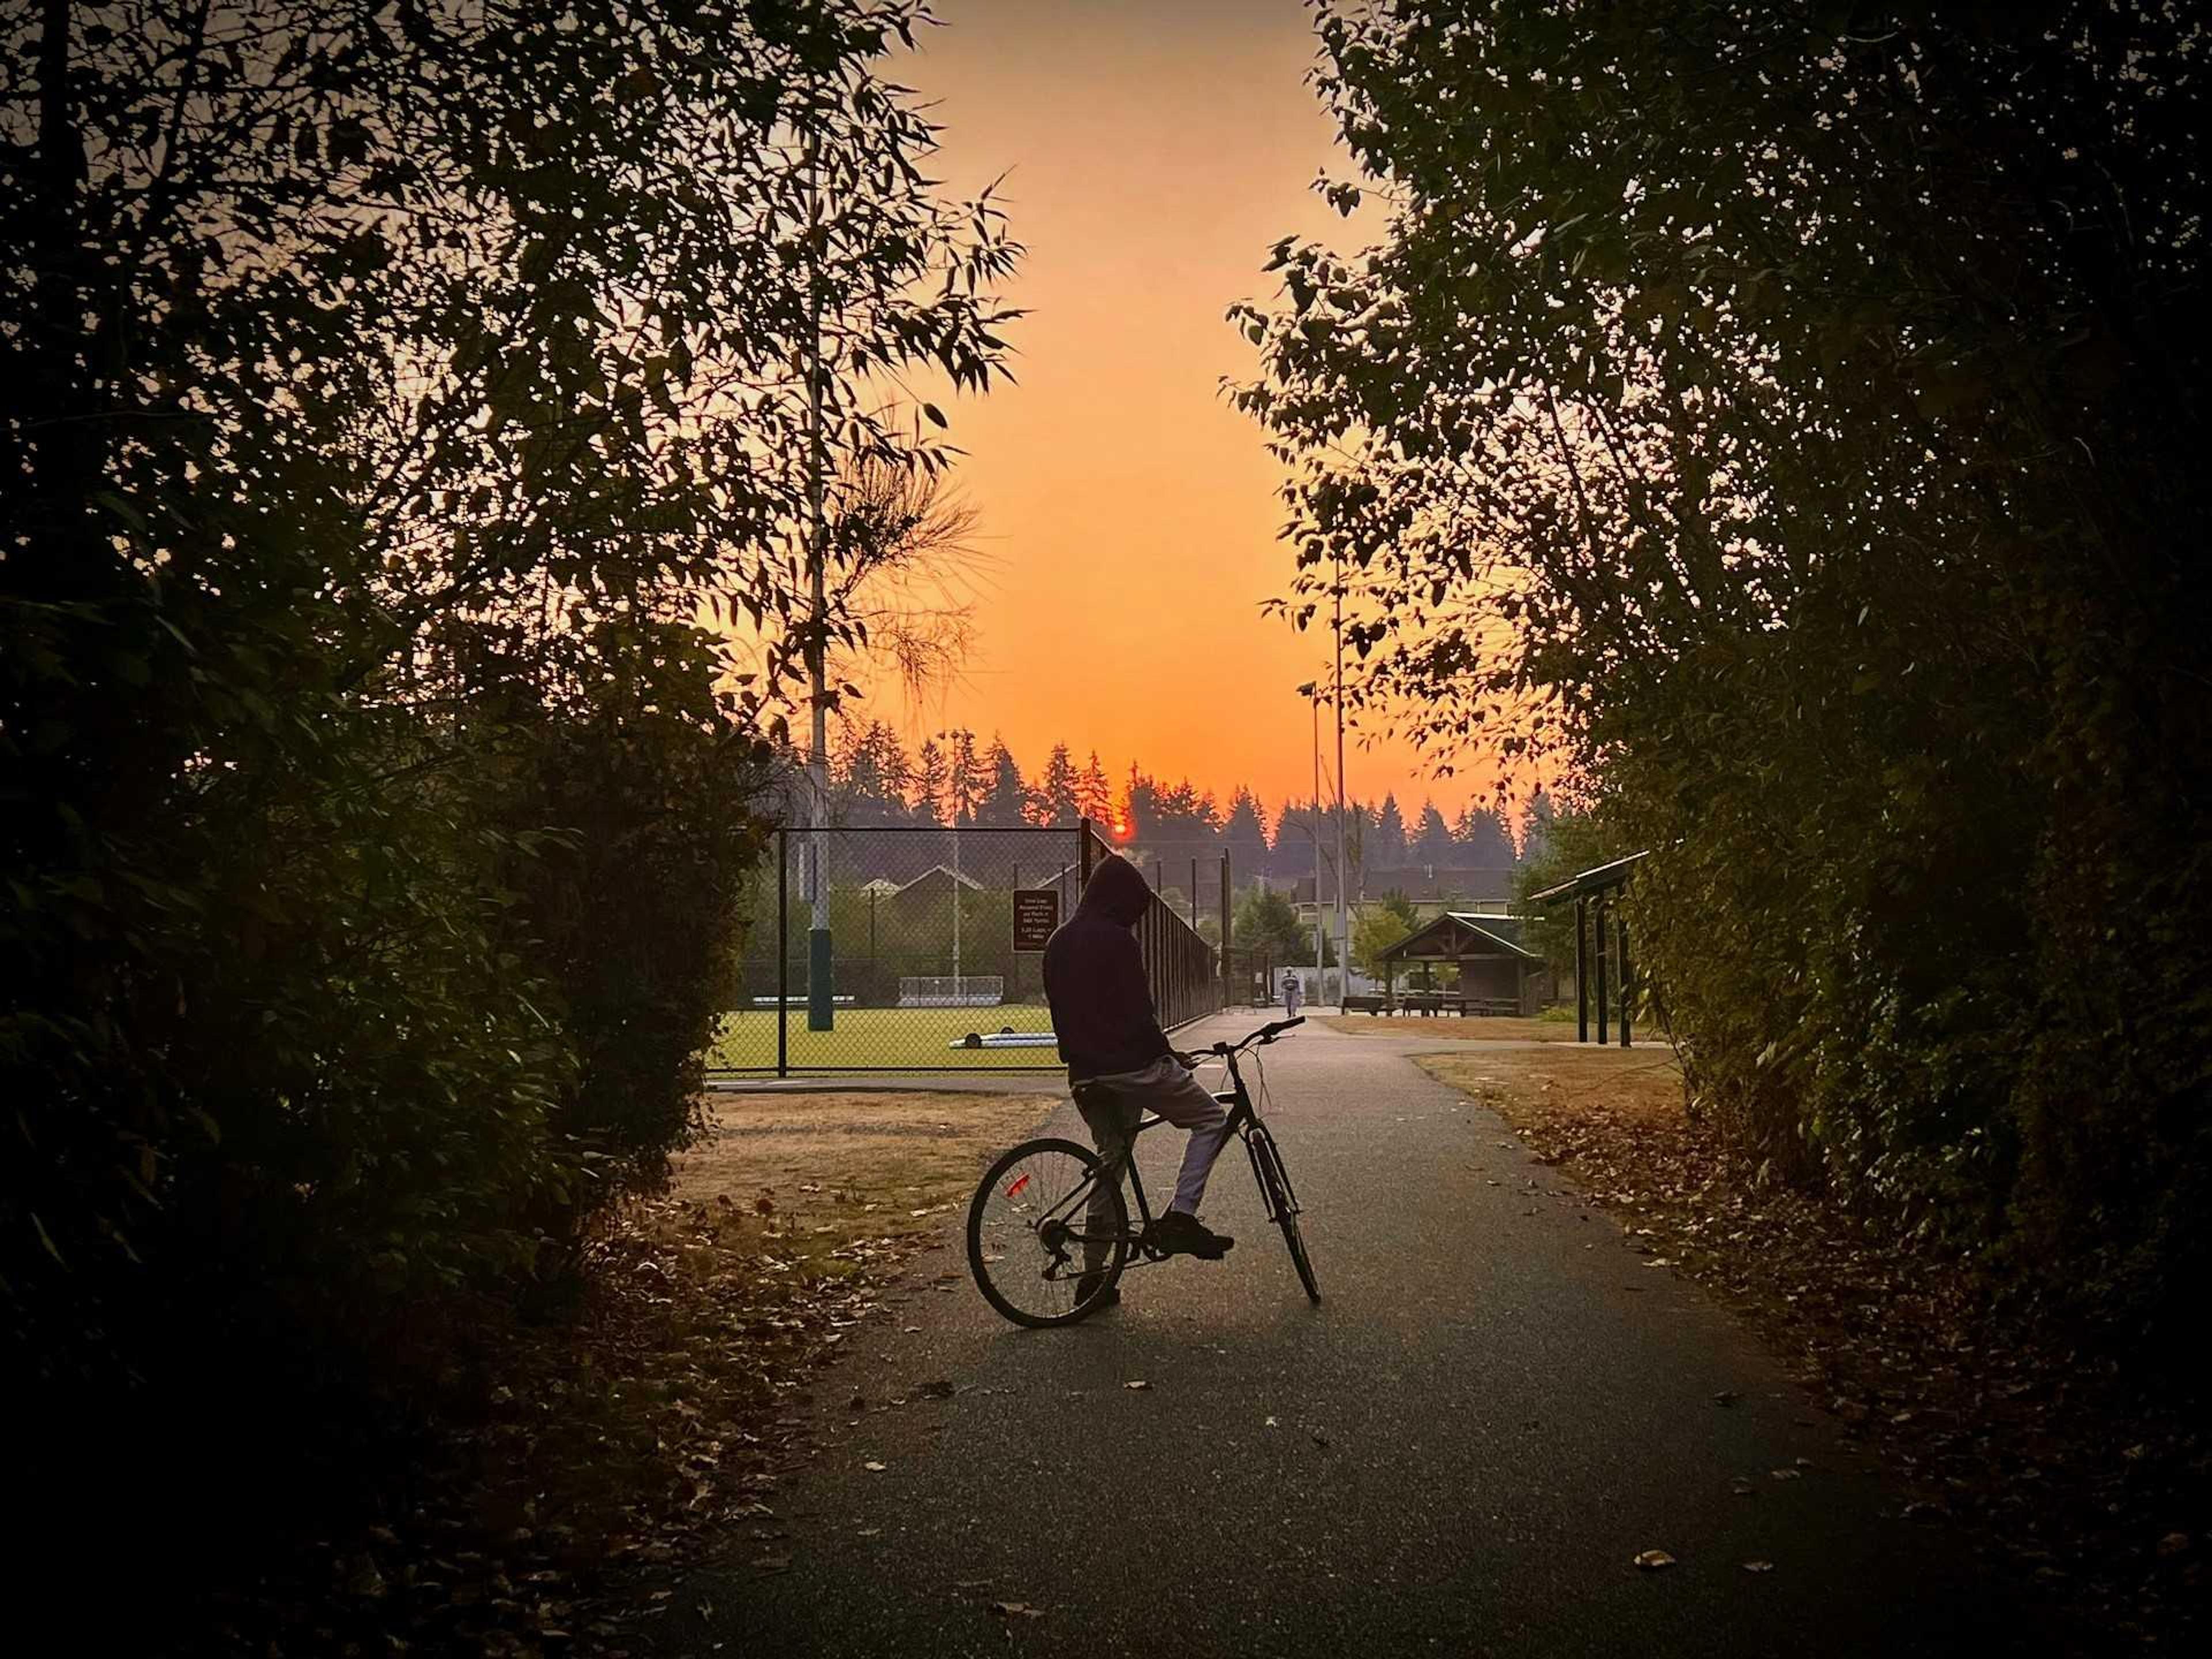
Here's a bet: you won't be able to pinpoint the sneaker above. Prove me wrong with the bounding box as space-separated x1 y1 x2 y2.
1148 1210 1234 1260
1074 1271 1120 1308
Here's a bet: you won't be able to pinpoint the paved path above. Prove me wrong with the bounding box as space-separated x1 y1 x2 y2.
636 1014 2027 1657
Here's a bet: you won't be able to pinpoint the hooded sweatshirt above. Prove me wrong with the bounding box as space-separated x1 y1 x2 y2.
1043 853 1171 1077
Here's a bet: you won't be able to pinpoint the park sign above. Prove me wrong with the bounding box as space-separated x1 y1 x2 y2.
1012 889 1060 952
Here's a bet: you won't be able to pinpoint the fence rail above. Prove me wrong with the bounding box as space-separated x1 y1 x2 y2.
711 820 1226 1077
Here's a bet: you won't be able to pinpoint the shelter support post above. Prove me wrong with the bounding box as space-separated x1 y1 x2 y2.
1594 897 1609 1046
1618 914 1633 1048
1575 896 1589 1042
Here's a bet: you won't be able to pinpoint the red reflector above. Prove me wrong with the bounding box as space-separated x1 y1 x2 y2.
1005 1173 1032 1199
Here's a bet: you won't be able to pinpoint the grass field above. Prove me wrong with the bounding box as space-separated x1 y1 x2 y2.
706 1003 1060 1071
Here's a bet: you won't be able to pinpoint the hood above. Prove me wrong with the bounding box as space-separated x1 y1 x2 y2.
1076 853 1152 927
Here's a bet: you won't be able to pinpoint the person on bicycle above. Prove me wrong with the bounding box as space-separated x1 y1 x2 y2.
1044 853 1235 1266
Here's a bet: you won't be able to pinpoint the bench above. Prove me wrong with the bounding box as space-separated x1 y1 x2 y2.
747 994 857 1007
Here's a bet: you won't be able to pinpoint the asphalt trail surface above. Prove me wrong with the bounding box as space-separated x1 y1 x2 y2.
634 1014 2026 1658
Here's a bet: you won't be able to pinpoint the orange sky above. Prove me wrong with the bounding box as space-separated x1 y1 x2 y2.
862 0 1483 820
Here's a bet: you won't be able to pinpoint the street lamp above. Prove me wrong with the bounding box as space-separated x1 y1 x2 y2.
1296 681 1326 1003
935 727 974 1003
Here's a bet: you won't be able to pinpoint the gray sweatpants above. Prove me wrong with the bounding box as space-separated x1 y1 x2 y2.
1072 1056 1230 1260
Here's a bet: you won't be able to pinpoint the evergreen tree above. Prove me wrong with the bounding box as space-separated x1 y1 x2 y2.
1453 802 1516 867
1075 750 1114 822
945 730 985 825
1518 786 1555 866
978 734 1028 826
911 738 949 825
1411 800 1455 866
1036 744 1080 825
1222 787 1271 881
1373 793 1408 869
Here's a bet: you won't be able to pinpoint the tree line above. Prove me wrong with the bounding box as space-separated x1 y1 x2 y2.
823 717 1549 876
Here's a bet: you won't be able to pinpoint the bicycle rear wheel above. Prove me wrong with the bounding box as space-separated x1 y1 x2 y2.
1247 1124 1319 1304
968 1137 1129 1328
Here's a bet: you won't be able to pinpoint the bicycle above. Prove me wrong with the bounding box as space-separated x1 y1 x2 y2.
966 1016 1319 1327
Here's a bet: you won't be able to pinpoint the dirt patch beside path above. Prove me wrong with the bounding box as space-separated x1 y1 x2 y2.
1421 1046 2206 1654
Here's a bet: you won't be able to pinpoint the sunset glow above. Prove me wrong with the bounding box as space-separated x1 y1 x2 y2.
863 0 1474 816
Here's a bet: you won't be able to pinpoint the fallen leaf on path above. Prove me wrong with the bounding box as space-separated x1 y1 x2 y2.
916 1379 955 1399
1124 1380 1152 1391
1264 1416 1279 1428
1771 1468 1802 1482
1742 1560 1775 1574
863 1460 887 1472
1729 1478 1757 1497
1634 1550 1676 1570
991 1601 1047 1619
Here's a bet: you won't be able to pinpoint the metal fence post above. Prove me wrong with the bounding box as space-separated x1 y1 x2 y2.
777 828 790 1078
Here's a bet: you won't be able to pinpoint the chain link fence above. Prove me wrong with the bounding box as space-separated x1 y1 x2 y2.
710 822 1228 1076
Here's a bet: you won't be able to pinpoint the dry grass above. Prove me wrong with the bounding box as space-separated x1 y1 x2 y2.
1320 1012 1582 1043
669 1089 1057 1261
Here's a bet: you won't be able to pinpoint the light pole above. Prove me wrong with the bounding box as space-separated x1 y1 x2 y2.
1297 681 1325 1003
935 728 974 1003
802 110 834 1032
1332 556 1350 1008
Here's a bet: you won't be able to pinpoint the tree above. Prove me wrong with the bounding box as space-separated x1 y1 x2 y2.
1518 786 1555 866
1035 744 1080 825
1075 751 1114 823
944 729 986 825
1353 904 1414 985
2 0 1023 1580
1372 793 1408 869
1235 0 2212 1350
910 738 949 825
1222 788 1271 881
977 734 1028 826
1410 801 1454 866
1453 802 1516 868
1235 884 1329 967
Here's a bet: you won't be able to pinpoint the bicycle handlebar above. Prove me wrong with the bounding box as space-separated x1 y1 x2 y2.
1209 1015 1304 1057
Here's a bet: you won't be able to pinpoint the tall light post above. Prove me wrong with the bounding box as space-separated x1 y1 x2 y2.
802 110 834 1032
935 727 974 1002
1332 559 1350 1006
1297 681 1325 1001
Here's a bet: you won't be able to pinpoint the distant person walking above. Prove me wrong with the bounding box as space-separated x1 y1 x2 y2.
1283 971 1303 1018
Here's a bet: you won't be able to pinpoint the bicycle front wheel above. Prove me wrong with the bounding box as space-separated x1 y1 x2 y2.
968 1137 1128 1328
1248 1124 1320 1304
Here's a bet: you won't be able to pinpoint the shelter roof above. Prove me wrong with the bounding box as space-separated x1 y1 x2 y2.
1378 911 1544 964
1525 851 1650 906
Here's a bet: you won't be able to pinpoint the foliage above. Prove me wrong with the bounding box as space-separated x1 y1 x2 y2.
1234 884 1331 967
1351 904 1413 982
1236 2 2212 1354
1 0 1020 1573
